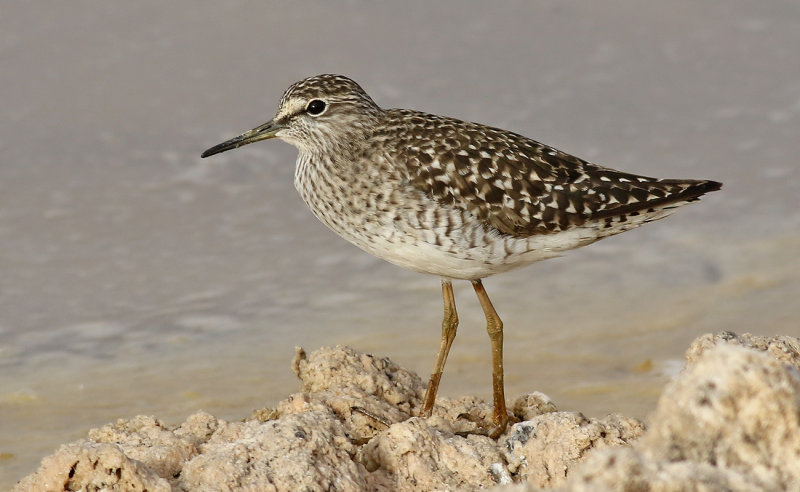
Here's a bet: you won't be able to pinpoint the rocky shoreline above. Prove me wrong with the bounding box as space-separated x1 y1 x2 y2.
14 332 800 491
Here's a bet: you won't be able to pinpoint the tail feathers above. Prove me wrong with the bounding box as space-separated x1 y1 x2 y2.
577 178 721 240
590 179 722 221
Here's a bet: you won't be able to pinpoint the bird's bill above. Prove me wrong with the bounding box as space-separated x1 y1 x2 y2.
201 119 284 158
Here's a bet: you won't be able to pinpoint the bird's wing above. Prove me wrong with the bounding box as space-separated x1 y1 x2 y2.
393 110 720 238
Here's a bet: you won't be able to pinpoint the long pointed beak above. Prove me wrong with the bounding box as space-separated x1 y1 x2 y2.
201 119 284 158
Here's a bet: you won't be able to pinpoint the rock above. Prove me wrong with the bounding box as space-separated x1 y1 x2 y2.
291 345 426 407
560 446 762 492
510 392 558 421
180 411 367 491
14 413 218 492
285 345 428 442
87 414 207 479
14 334 800 491
642 343 800 489
556 335 800 491
501 412 644 488
360 417 509 490
14 442 172 492
685 331 800 369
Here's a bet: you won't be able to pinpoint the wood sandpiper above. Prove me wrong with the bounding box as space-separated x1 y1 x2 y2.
201 74 721 437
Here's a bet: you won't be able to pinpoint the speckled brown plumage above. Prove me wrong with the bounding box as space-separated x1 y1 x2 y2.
384 108 719 237
201 74 722 437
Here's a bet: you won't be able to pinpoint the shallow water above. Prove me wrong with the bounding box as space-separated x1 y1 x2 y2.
1 1 799 487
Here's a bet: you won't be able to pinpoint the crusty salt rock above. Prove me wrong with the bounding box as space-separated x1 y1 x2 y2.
558 446 762 492
510 392 558 421
87 414 202 479
282 347 416 441
286 345 429 442
173 410 222 446
425 395 499 435
14 412 220 492
685 331 800 369
12 344 660 492
13 441 171 492
501 412 644 488
550 336 800 492
180 410 367 492
292 345 426 410
642 343 800 489
361 417 510 491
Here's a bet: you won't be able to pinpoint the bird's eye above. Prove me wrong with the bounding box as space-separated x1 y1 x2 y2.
306 99 327 116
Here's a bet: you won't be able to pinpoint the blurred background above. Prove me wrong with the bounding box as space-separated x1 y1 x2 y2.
1 1 798 486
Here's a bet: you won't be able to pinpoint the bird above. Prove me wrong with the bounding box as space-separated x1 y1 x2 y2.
201 74 721 437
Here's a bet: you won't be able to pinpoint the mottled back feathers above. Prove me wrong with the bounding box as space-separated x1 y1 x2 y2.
383 109 720 237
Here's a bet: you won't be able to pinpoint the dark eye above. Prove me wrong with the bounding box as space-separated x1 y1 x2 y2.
306 99 326 115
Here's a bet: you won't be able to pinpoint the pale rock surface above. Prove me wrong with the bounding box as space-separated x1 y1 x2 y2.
180 410 368 491
685 330 800 369
548 333 800 492
640 343 800 489
14 413 218 492
551 446 762 492
87 414 211 479
510 392 558 421
360 417 509 490
283 346 427 443
16 334 800 491
502 412 644 488
14 442 172 492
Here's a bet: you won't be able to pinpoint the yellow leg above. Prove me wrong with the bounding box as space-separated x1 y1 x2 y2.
420 279 459 417
472 279 508 438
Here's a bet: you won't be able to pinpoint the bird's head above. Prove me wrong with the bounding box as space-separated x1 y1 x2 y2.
201 74 383 158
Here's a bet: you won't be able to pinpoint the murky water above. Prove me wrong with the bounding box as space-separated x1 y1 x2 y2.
2 1 799 487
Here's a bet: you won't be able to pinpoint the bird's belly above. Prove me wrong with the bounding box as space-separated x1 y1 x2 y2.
351 230 556 280
351 222 603 280
300 192 590 280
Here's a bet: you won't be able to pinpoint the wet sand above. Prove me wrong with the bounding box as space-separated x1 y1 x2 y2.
1 1 799 487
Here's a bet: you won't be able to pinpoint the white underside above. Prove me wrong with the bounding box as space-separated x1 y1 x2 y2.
344 208 678 281
361 229 577 280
